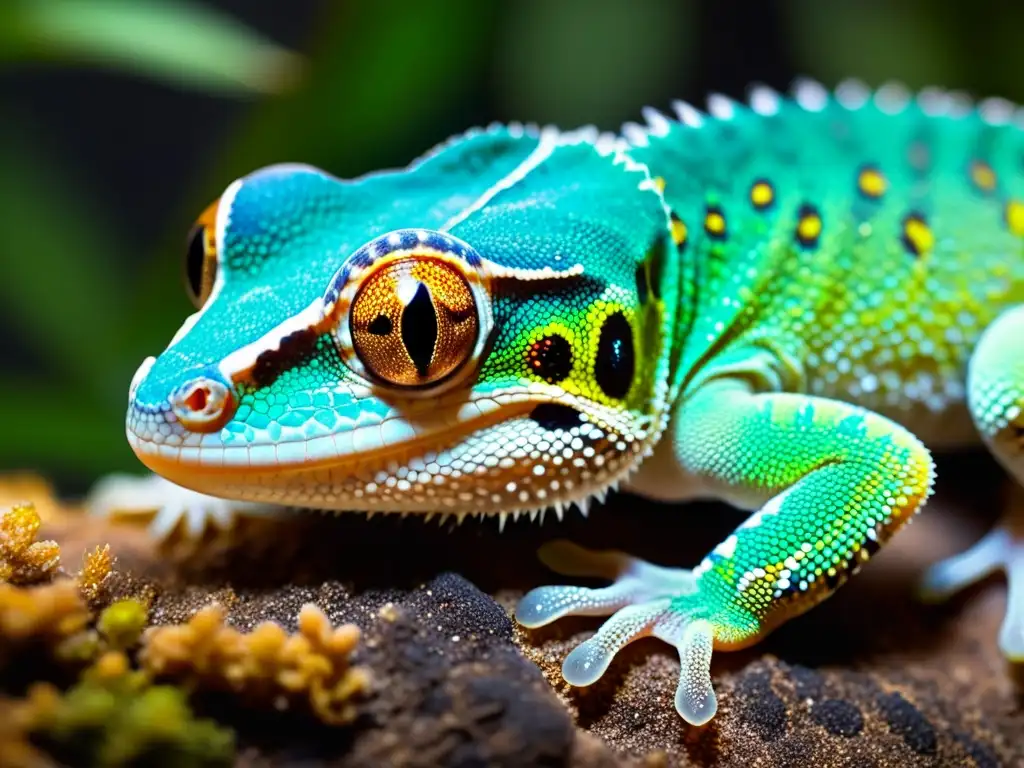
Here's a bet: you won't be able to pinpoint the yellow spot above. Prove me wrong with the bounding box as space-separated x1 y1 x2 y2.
750 180 774 210
796 206 822 246
704 207 726 238
652 176 666 193
902 213 934 256
970 160 997 193
670 215 688 247
857 166 887 199
1006 200 1024 236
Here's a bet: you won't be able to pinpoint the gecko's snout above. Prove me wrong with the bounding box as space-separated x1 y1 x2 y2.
169 375 236 433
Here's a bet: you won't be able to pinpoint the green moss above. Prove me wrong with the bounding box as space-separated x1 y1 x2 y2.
32 656 235 768
97 599 149 650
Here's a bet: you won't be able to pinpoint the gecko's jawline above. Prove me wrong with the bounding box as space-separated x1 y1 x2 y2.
126 399 537 481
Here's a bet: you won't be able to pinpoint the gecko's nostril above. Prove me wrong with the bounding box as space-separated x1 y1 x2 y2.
185 386 208 412
170 376 236 433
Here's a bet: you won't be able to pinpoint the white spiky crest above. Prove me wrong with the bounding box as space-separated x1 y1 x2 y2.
706 93 737 120
748 83 781 116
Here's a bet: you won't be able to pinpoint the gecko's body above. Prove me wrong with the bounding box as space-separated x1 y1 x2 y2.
102 80 1024 725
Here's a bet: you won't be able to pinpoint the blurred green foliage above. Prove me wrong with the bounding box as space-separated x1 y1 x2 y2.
1 0 1022 488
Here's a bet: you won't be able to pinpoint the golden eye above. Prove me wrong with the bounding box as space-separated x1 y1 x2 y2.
350 256 479 387
184 199 219 309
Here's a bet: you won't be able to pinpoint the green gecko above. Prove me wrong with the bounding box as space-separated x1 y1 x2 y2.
91 78 1024 726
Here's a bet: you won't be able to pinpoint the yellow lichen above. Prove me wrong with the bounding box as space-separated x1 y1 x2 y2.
0 502 60 584
78 544 114 600
1 652 234 767
140 602 371 725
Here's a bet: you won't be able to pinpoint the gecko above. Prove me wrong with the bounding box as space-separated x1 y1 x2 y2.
90 79 1024 726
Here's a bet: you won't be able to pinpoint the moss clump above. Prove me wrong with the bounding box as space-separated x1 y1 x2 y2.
141 602 371 724
0 580 91 651
97 599 149 651
78 544 115 601
9 651 234 768
0 502 60 584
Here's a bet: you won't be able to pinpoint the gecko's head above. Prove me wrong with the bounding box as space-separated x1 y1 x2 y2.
127 127 686 517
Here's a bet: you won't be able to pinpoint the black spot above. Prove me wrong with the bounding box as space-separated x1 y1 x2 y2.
635 263 649 305
825 569 842 590
529 403 583 431
737 667 788 742
788 664 824 700
526 335 572 384
350 251 373 269
185 225 206 302
401 282 438 378
811 699 864 737
595 311 634 399
250 329 319 388
368 315 393 336
861 533 882 558
648 236 666 298
877 691 937 756
953 731 999 768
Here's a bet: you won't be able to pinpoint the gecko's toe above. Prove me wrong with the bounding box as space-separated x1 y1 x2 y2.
663 619 717 725
516 541 721 726
560 600 671 685
918 526 1009 602
918 521 1024 662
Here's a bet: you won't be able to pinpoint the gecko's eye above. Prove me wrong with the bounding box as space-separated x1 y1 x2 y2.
325 229 493 392
184 199 220 309
350 256 479 386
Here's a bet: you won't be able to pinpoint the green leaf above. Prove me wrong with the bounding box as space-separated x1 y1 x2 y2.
0 122 130 406
0 377 132 475
0 0 301 96
496 0 696 127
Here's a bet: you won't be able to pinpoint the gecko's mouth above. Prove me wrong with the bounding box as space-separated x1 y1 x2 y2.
127 383 653 516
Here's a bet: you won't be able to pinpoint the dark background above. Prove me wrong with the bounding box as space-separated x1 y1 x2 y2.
1 0 1020 490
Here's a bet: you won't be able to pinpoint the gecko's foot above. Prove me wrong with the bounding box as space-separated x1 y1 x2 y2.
918 519 1024 660
87 474 281 541
515 540 718 725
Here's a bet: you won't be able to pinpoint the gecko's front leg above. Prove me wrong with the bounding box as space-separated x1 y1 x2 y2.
516 377 934 725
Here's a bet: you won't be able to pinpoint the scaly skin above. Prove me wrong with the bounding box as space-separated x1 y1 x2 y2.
96 80 1024 725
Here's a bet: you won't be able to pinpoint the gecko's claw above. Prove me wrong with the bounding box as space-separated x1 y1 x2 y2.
516 540 717 725
919 523 1024 660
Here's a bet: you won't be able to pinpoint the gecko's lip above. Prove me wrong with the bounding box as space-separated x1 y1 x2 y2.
126 390 543 479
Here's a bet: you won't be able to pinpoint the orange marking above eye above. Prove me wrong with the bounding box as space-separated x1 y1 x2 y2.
196 198 219 232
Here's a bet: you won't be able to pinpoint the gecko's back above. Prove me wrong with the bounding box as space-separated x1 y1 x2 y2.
629 81 1024 445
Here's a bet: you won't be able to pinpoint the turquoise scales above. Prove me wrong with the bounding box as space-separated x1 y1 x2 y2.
95 79 1024 726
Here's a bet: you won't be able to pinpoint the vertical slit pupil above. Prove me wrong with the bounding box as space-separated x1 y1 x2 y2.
401 282 438 378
